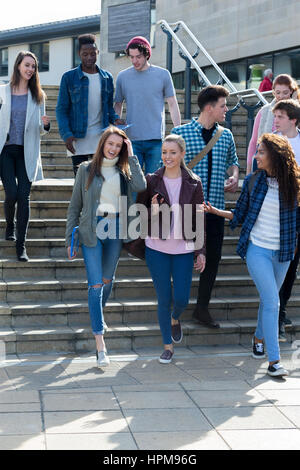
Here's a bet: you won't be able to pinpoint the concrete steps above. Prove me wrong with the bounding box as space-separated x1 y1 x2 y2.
0 85 297 356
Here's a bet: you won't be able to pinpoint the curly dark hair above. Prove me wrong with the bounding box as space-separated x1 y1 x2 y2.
258 133 300 208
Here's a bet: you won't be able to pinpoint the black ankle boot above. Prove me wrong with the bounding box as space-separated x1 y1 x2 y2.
5 224 16 241
16 242 29 262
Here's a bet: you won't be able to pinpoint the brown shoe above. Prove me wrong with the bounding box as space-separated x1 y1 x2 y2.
192 306 220 329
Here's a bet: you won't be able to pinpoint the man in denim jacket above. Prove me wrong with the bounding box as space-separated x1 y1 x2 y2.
56 34 122 175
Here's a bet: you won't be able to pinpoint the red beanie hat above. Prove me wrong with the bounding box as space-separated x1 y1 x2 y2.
126 36 151 58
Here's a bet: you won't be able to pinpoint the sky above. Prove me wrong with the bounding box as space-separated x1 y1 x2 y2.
0 0 101 31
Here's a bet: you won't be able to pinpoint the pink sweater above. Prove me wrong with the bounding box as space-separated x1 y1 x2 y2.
145 175 195 255
247 111 276 166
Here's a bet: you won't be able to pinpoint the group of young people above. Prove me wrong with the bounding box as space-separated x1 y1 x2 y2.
0 34 299 378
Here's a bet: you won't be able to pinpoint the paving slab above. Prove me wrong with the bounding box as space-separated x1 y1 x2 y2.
200 406 296 430
133 430 229 450
0 412 43 435
45 432 138 450
115 390 196 410
0 434 46 450
42 391 119 412
219 429 300 450
123 408 212 433
44 410 129 434
0 349 300 450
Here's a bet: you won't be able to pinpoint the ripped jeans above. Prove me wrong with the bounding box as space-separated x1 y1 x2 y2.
81 216 122 335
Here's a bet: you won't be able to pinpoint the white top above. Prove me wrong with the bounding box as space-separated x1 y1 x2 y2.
96 156 120 215
288 133 300 166
250 178 280 250
68 72 102 157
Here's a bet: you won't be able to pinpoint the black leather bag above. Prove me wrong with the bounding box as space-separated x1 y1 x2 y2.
123 238 145 260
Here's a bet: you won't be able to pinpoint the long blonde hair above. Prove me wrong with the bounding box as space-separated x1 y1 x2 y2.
163 134 200 180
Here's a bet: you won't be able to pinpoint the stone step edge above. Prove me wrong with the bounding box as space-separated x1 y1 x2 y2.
1 318 300 343
1 275 300 290
2 295 300 314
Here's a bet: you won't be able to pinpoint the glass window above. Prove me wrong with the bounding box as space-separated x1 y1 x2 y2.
150 0 156 47
30 42 49 72
223 60 247 91
73 38 81 68
0 48 8 76
172 71 184 90
274 48 300 81
247 54 272 89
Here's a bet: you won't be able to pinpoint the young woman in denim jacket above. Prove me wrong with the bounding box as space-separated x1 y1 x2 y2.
0 51 50 261
65 126 146 368
204 133 300 377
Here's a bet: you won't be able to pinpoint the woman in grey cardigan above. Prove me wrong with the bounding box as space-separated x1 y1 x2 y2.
0 51 50 261
66 126 146 367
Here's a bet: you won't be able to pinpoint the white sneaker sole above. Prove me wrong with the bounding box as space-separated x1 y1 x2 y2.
267 369 289 377
252 353 266 359
97 361 110 368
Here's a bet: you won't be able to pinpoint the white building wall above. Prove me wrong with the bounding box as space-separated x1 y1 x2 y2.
0 33 100 85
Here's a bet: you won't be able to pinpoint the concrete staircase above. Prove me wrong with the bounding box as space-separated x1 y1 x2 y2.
0 86 299 355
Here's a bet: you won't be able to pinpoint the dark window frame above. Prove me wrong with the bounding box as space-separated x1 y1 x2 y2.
0 47 8 76
29 41 49 72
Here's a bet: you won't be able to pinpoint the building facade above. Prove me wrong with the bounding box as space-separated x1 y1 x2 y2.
0 15 100 85
100 0 300 90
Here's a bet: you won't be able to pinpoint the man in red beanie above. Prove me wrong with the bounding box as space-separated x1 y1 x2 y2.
114 36 181 174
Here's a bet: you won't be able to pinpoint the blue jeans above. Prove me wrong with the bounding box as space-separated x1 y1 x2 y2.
246 241 290 362
81 216 123 335
145 247 194 345
132 140 162 175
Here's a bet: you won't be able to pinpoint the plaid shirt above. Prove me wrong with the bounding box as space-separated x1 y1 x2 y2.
172 119 239 209
230 171 300 262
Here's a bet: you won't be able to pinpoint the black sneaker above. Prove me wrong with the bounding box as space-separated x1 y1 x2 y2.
279 322 287 343
267 363 289 377
159 349 174 364
283 317 292 327
252 337 266 359
171 320 183 343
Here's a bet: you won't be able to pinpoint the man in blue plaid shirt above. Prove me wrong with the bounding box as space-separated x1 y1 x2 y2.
172 85 239 328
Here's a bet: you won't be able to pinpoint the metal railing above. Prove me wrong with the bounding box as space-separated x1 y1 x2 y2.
158 19 270 148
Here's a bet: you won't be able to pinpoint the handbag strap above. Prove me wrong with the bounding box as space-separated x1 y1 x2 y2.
187 126 225 170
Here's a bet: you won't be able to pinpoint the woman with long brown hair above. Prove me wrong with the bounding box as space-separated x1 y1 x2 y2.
204 133 300 377
0 51 50 261
65 126 146 367
247 73 300 174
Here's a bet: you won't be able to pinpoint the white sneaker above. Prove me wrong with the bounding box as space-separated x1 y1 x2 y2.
96 350 110 368
267 362 289 377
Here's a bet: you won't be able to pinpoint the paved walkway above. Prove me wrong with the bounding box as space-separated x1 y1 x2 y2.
0 343 300 450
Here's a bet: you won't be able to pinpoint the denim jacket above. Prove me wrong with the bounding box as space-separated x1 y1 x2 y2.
56 64 119 142
230 170 300 262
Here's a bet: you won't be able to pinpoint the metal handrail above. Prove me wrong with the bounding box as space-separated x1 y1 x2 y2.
158 19 268 105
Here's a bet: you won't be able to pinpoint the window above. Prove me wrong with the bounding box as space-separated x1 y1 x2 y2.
247 54 272 89
0 48 8 76
274 48 300 81
73 38 81 68
30 42 49 72
172 71 184 90
150 0 156 47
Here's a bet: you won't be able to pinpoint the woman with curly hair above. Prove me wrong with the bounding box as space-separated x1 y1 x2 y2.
204 133 300 377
